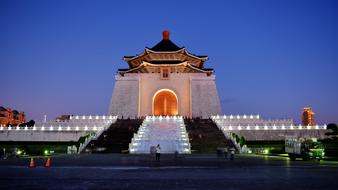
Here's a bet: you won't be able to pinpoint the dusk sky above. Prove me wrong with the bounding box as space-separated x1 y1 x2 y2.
1 0 337 124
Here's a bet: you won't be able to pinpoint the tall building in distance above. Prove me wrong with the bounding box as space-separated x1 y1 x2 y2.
0 106 26 126
55 115 71 122
302 107 316 126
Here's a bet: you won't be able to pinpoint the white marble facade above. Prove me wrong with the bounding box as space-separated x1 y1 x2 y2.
108 72 222 119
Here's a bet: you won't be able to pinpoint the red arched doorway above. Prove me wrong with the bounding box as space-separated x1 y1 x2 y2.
153 89 178 116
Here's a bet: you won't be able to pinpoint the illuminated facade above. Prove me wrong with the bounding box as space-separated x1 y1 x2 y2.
0 106 25 126
109 31 222 118
302 107 316 126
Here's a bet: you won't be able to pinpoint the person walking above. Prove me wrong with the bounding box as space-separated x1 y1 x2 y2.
155 144 161 161
230 147 235 160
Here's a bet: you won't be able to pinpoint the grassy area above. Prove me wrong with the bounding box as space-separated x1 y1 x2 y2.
245 141 285 154
0 132 94 156
245 139 338 159
320 139 338 157
0 142 77 156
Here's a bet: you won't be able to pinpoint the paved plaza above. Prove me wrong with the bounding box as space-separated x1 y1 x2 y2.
0 154 338 189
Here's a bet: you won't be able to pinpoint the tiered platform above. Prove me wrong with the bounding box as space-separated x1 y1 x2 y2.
0 115 117 142
211 115 328 141
129 116 191 154
34 115 117 131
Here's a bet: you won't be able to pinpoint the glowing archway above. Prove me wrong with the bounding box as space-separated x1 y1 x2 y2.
152 89 178 116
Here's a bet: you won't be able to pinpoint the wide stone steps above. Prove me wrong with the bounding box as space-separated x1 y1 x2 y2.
129 116 191 154
86 119 143 153
184 118 231 153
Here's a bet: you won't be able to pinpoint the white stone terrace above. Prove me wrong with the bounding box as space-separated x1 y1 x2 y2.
211 115 328 141
0 115 117 142
211 115 326 131
0 115 118 132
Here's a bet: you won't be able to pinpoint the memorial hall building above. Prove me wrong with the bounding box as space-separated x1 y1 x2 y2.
0 31 328 155
109 31 222 119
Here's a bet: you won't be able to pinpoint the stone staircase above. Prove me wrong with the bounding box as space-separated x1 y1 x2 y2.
85 119 143 153
184 118 235 153
129 116 191 154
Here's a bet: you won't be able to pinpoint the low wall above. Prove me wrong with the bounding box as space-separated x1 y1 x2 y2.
231 129 328 141
0 131 90 142
0 115 116 142
211 115 330 141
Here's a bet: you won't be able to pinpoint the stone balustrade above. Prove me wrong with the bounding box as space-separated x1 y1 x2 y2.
0 115 117 142
0 115 117 132
211 115 328 141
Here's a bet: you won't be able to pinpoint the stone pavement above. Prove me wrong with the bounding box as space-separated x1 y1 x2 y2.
1 154 338 189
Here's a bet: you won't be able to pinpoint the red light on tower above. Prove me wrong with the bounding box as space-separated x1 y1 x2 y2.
162 30 170 40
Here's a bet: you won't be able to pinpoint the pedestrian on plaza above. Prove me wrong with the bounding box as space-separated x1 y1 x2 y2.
224 147 228 159
230 147 235 160
155 144 161 161
2 148 6 159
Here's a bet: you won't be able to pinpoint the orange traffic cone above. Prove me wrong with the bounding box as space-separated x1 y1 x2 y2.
29 158 35 168
45 157 51 168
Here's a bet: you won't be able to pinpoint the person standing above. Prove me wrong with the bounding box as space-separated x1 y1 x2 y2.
224 147 228 160
155 144 161 161
2 148 6 159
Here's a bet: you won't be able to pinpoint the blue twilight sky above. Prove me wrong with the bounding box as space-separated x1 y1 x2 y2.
1 0 337 124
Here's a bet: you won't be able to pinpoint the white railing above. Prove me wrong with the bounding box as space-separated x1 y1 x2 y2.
0 125 104 132
214 124 327 131
0 115 118 132
78 126 107 153
222 131 241 153
211 115 293 126
211 115 326 131
212 114 261 120
69 115 117 120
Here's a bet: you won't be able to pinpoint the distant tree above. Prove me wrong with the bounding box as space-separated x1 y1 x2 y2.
27 120 35 127
325 123 338 139
231 133 239 142
19 120 35 127
239 136 246 146
232 133 240 143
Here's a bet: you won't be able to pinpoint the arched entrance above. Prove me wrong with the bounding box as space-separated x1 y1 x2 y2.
153 89 178 116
